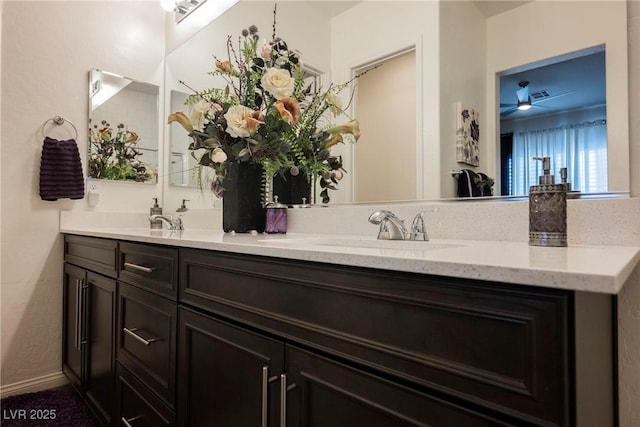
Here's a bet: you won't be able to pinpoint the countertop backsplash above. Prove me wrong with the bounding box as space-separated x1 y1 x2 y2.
60 197 640 247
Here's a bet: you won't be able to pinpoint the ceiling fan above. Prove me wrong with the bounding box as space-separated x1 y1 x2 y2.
500 80 574 117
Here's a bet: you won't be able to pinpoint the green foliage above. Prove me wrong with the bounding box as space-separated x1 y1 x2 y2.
88 121 155 183
168 6 361 203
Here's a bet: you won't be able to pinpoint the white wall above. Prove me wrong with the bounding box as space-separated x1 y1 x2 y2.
486 0 629 193
439 1 486 198
0 1 165 388
330 1 440 202
330 1 486 201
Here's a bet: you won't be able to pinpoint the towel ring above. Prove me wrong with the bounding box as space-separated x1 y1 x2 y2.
41 116 79 140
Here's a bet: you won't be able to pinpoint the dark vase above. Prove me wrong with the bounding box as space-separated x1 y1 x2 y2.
223 162 265 233
272 171 312 205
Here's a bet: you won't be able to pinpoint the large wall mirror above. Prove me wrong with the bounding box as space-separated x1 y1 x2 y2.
499 46 607 196
163 0 629 209
89 69 159 183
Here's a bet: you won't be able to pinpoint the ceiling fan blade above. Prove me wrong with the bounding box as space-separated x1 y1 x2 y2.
516 86 529 102
533 90 576 104
500 108 519 117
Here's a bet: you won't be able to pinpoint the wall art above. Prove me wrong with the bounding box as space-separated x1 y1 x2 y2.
455 102 480 166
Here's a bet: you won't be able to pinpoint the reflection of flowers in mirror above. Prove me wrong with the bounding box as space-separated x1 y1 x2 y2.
89 120 156 182
167 7 361 203
473 174 494 197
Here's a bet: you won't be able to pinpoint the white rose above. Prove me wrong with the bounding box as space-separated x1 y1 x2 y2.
190 100 213 131
210 147 227 163
261 68 294 100
224 105 263 138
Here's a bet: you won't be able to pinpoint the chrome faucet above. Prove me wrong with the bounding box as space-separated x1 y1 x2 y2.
149 214 183 231
368 210 408 240
368 210 431 241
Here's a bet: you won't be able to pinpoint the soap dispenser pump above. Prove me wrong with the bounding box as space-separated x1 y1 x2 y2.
150 198 163 229
529 157 567 247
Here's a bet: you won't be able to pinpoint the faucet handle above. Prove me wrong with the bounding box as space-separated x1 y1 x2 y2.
174 215 184 231
409 212 427 241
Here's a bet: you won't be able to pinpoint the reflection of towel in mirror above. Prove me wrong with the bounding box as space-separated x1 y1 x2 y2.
39 137 85 201
477 173 493 197
456 169 480 197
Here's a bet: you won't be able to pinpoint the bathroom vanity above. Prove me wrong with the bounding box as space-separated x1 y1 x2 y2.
60 229 640 427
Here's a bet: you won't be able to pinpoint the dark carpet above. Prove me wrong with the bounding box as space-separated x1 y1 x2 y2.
0 387 101 426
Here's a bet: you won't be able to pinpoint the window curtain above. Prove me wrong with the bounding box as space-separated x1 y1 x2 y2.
511 120 607 195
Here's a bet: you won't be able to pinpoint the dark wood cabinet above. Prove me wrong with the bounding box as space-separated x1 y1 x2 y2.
177 306 284 427
62 235 616 427
113 241 179 426
117 282 177 407
177 304 514 427
180 248 576 426
62 262 116 426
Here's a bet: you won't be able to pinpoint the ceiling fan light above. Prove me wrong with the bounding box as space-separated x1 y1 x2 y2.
517 99 532 111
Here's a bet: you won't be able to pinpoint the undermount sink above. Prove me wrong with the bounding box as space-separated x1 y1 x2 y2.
262 237 465 251
316 238 464 251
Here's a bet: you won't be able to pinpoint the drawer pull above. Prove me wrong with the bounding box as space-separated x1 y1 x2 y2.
74 279 81 350
121 416 141 427
262 367 268 427
280 374 288 427
123 327 160 346
123 262 156 274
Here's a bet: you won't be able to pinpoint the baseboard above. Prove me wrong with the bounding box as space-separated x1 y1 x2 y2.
0 372 69 399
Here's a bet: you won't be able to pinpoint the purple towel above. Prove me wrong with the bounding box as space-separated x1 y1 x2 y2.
39 137 85 201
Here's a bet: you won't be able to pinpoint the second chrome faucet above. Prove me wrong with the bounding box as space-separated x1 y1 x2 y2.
368 210 432 241
149 214 184 231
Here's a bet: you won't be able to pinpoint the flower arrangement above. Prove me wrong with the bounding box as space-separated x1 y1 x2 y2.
88 120 155 182
168 8 360 203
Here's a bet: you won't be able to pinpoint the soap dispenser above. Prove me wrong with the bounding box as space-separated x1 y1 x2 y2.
150 198 163 229
560 167 580 199
529 157 567 247
265 196 287 234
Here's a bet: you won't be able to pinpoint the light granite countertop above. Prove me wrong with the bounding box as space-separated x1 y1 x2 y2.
60 227 640 295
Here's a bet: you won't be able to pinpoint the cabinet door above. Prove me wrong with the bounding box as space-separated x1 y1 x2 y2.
284 346 513 427
63 263 85 391
84 272 117 425
178 307 284 427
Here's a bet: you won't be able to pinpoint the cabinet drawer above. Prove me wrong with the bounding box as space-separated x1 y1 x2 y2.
64 235 117 278
117 282 177 407
116 364 175 427
180 249 571 426
119 242 178 299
